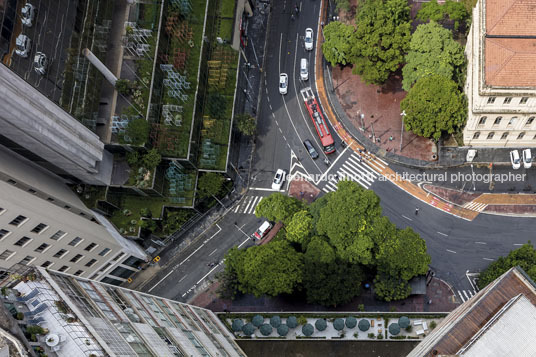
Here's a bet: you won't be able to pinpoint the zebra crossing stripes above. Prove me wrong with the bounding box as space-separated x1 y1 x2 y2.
233 196 263 214
463 201 488 212
457 289 477 303
323 152 380 192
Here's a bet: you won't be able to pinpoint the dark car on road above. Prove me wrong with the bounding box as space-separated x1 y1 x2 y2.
303 139 319 159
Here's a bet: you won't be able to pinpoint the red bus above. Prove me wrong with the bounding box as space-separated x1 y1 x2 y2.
301 88 336 154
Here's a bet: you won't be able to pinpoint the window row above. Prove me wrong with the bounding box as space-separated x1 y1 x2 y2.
1 234 111 256
486 96 530 105
472 131 533 140
477 116 535 127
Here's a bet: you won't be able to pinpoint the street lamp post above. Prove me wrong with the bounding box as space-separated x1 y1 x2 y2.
400 110 406 152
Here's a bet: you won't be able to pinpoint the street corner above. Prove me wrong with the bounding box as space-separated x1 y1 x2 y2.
288 177 321 203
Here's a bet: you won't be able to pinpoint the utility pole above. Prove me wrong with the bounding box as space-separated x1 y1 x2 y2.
371 122 376 142
400 110 406 152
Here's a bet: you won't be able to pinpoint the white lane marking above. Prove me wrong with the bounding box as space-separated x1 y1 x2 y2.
208 249 218 256
402 215 413 221
483 258 494 261
238 237 251 248
247 197 261 214
314 146 350 184
475 241 487 244
242 196 255 214
458 290 466 303
178 275 187 283
513 243 524 246
343 159 376 182
338 167 370 188
463 290 470 300
446 249 457 254
196 261 222 285
437 231 448 237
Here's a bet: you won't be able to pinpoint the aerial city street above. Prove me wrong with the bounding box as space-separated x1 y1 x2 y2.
0 0 535 356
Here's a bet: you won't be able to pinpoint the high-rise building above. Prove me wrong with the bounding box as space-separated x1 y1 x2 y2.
463 0 536 147
0 145 147 284
408 266 536 356
2 267 245 356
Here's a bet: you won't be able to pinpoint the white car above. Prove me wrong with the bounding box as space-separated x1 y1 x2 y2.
254 221 273 239
21 3 36 27
272 169 285 190
510 150 521 170
304 28 314 51
279 73 288 95
33 52 48 75
15 34 31 58
523 149 532 169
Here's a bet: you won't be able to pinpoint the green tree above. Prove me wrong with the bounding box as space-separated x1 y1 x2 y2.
417 0 469 30
400 74 467 140
316 181 382 264
124 118 150 145
163 210 193 235
255 193 305 224
322 22 355 66
239 241 304 297
304 236 336 264
402 21 465 91
477 243 536 289
141 149 161 170
375 227 431 281
235 113 257 136
286 210 314 248
218 247 247 299
197 173 225 199
351 0 411 84
126 150 139 166
334 0 351 12
373 273 412 301
115 79 132 95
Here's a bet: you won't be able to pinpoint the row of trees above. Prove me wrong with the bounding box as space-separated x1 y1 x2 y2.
219 181 431 306
322 0 470 141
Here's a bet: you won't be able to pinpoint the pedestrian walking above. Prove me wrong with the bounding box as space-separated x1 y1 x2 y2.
415 207 419 215
389 136 393 141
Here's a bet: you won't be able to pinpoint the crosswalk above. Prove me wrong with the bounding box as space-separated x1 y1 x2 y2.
457 289 477 303
463 201 488 212
233 196 263 215
322 152 386 192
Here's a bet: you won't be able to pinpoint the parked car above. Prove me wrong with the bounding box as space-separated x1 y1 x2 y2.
523 149 532 169
254 221 273 239
271 169 286 190
33 52 47 75
510 150 521 170
279 73 288 94
303 139 319 159
304 28 314 51
21 3 36 27
15 34 31 58
300 58 308 81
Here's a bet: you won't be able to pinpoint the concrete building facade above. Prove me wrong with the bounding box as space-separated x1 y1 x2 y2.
0 64 113 185
463 0 536 147
0 146 147 285
3 267 245 356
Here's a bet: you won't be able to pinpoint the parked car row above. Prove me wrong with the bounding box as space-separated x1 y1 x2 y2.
510 149 532 169
15 3 48 75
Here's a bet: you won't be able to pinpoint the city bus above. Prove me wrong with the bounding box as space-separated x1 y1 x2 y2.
300 87 336 154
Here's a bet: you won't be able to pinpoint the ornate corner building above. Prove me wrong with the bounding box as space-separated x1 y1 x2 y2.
464 0 536 147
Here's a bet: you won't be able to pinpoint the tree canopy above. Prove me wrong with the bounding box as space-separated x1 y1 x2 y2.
197 173 225 199
402 21 465 91
235 113 257 136
125 118 150 145
374 273 412 301
477 243 536 289
417 0 469 31
352 0 411 84
285 210 314 248
255 193 305 224
322 22 355 66
400 74 467 140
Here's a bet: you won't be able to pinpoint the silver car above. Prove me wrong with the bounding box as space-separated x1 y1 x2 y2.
33 52 48 75
15 34 31 58
21 3 36 27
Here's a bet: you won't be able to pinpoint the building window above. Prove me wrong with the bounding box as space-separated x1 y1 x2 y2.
109 266 136 279
503 97 512 104
0 208 5 215
520 97 529 104
526 117 535 126
64 205 71 210
70 254 83 263
518 132 525 140
46 197 54 202
508 117 518 126
84 243 97 252
501 132 508 140
494 117 502 125
68 237 83 246
487 132 495 139
14 236 32 247
98 248 111 257
0 229 10 240
7 179 16 185
478 117 487 125
487 97 496 104
50 230 66 241
9 215 27 227
34 243 50 253
28 188 37 194
99 263 111 273
58 265 69 272
112 252 125 262
122 256 143 268
19 256 35 265
31 223 48 234
85 259 97 267
41 261 52 268
53 249 68 258
0 250 14 260
74 270 83 276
